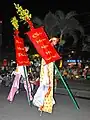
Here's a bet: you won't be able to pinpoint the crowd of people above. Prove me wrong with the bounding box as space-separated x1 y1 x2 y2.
0 56 41 87
0 57 90 89
58 63 90 80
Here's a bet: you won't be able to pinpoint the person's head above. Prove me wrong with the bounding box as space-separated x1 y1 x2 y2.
49 37 59 46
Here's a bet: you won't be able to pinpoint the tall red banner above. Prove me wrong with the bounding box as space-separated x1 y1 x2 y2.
26 27 61 64
14 30 30 66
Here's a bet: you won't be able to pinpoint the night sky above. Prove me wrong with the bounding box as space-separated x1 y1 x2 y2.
1 0 90 47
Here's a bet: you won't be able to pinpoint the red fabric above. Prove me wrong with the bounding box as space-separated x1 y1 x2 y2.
14 30 30 66
26 26 61 64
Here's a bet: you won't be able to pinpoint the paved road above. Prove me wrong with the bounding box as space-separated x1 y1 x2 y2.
56 79 90 99
0 87 90 120
57 79 90 90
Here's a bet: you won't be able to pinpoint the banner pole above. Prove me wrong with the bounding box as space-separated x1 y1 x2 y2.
23 66 31 106
54 63 79 109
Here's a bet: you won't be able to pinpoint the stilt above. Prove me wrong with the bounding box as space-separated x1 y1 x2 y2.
23 66 31 106
40 111 43 116
54 63 80 109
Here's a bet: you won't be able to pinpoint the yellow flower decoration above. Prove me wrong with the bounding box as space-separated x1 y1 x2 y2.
14 3 32 21
32 54 40 58
11 16 19 30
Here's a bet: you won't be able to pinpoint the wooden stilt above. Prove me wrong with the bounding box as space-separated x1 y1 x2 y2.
23 66 31 106
54 63 80 110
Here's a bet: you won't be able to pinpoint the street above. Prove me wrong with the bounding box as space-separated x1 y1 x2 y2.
56 79 90 99
0 86 90 120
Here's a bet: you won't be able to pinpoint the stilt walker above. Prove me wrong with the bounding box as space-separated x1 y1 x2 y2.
7 17 32 105
14 3 79 115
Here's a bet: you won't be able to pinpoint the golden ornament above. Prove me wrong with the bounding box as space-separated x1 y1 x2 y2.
11 16 19 30
14 3 32 21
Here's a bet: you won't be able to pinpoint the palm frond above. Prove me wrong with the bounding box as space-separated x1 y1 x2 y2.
61 29 78 45
44 11 59 36
55 10 65 20
75 26 84 35
82 43 89 51
49 25 61 37
66 18 79 29
69 31 78 45
65 11 77 19
32 17 43 27
44 11 58 28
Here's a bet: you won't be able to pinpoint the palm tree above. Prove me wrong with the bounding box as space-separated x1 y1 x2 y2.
45 11 85 62
32 10 84 46
32 17 43 27
54 10 84 45
32 11 86 66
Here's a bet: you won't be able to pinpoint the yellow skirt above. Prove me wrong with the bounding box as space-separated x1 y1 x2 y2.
39 59 54 113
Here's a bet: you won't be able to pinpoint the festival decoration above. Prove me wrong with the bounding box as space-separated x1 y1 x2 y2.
14 32 30 66
14 3 32 21
14 3 61 64
11 16 19 30
11 17 30 66
26 26 61 64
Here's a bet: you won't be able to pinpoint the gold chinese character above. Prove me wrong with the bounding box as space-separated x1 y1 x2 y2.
36 39 43 43
17 47 24 50
16 40 22 44
41 45 48 49
32 32 42 38
46 57 52 61
46 51 52 55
